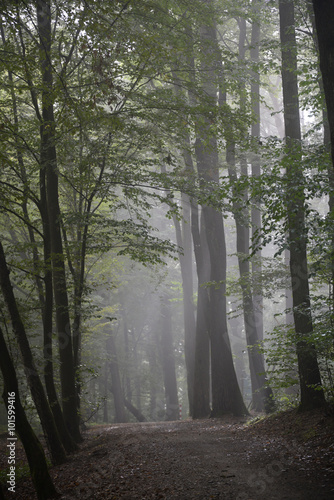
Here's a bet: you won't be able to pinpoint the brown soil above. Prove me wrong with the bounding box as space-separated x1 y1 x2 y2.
1 408 334 499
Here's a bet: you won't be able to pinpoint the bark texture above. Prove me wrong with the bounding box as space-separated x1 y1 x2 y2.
195 18 248 416
0 240 67 465
0 326 59 499
160 293 179 421
37 0 81 440
279 0 325 410
108 331 127 423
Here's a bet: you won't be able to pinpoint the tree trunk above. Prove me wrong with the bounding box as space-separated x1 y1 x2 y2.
250 3 264 343
0 326 59 500
0 22 76 453
162 133 196 417
148 331 159 421
108 331 127 423
309 0 334 314
120 303 132 402
227 140 274 413
131 327 142 412
179 27 211 418
192 210 211 418
160 293 179 421
174 192 196 417
124 398 147 422
312 1 334 163
103 360 109 423
37 0 81 440
40 168 78 453
171 71 197 417
0 240 67 465
195 18 248 416
279 0 325 411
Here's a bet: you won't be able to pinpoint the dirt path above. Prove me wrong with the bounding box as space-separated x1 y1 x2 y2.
8 416 334 500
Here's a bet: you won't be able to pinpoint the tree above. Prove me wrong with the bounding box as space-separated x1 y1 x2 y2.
224 12 274 413
159 292 179 420
192 212 211 418
311 1 334 314
250 0 264 344
0 16 77 452
0 326 58 500
36 0 81 441
0 240 67 465
194 11 248 416
107 329 127 423
312 1 334 168
279 0 325 411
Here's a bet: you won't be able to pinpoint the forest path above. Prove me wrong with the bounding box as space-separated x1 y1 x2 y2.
10 416 334 499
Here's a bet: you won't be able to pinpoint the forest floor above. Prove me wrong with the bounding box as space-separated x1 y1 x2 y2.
1 407 334 499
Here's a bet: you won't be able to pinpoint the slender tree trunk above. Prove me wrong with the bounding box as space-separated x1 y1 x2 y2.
131 327 142 412
232 16 272 412
192 211 211 418
179 28 211 418
195 134 247 416
195 18 248 416
37 0 81 440
160 293 179 421
0 22 76 452
40 169 78 453
103 360 109 423
148 329 159 420
108 331 127 423
309 0 334 313
0 326 59 500
161 136 196 416
119 299 132 402
312 1 334 162
250 4 264 343
279 0 325 410
227 142 274 413
0 240 67 465
168 191 196 417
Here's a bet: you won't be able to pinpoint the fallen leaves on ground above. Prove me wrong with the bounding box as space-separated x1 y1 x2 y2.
1 408 334 499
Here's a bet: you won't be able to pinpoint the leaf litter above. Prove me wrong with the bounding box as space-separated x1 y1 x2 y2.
1 408 334 499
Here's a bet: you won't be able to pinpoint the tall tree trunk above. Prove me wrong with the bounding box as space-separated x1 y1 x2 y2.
103 360 109 423
250 3 264 343
0 326 58 500
119 299 132 402
195 18 248 416
0 22 76 452
279 0 325 411
160 293 179 421
108 331 127 423
227 16 273 412
170 192 196 417
40 169 78 453
309 0 334 313
148 328 159 421
161 116 196 416
227 142 274 413
37 0 81 440
192 210 211 418
0 240 67 465
179 28 211 418
312 1 334 161
131 327 142 412
68 136 110 416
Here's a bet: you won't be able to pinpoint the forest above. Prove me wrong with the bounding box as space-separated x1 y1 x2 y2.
0 0 334 498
